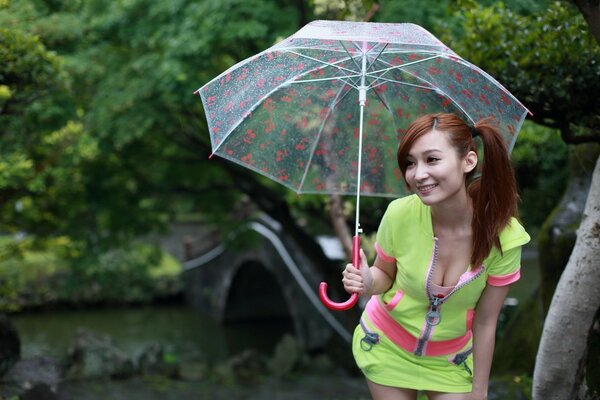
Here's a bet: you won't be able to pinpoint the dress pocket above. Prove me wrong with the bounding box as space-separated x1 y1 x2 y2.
383 290 404 311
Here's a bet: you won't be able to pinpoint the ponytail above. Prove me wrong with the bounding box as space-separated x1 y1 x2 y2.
468 121 518 268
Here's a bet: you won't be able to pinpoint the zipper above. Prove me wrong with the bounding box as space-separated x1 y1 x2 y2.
415 237 486 356
359 318 380 351
450 348 473 376
415 238 440 355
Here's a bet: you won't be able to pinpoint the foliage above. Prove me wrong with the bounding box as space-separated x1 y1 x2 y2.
0 240 181 311
444 1 600 141
511 122 568 233
0 0 593 297
0 26 82 238
0 0 315 250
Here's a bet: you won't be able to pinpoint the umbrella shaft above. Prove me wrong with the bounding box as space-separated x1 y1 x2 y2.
355 48 368 237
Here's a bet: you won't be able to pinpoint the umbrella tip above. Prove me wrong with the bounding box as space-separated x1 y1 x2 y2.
193 88 200 95
209 153 214 159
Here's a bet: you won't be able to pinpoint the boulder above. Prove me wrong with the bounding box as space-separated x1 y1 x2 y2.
0 356 61 399
137 342 178 377
64 328 134 380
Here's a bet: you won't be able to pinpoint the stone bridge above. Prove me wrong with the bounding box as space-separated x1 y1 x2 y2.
181 216 361 350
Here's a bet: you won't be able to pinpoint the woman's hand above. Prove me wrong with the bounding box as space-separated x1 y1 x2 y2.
342 249 372 295
464 390 487 400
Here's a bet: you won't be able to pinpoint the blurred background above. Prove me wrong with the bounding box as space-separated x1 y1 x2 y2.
1 0 599 399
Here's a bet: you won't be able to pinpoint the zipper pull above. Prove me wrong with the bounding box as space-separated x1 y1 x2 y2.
426 296 443 326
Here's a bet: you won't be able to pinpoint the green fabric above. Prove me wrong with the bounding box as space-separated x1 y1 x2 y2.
353 194 530 390
375 194 530 341
353 321 474 392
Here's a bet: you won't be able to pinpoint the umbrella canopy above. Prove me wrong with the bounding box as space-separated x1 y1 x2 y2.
196 20 530 311
198 20 529 199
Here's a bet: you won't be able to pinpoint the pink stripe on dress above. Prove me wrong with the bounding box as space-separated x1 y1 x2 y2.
487 268 521 286
374 242 395 263
365 297 473 356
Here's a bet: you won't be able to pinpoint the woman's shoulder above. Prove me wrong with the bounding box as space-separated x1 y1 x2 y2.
386 194 424 215
499 217 531 251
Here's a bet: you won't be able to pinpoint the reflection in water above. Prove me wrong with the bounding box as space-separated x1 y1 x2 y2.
12 304 294 364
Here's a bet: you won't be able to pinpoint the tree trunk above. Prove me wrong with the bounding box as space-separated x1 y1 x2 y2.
570 0 600 45
532 154 600 399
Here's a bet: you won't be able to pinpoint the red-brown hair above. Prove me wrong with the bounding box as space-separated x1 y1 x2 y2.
397 113 518 268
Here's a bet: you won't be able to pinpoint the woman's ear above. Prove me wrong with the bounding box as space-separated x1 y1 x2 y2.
464 151 478 173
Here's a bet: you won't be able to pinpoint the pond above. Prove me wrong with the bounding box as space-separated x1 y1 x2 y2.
14 304 294 364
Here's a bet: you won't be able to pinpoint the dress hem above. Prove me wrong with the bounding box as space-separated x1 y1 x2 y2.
362 371 472 394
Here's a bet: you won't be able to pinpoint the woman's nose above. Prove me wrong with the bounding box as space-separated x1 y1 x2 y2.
414 164 429 181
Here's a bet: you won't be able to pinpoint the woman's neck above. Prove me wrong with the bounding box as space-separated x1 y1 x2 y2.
430 192 473 234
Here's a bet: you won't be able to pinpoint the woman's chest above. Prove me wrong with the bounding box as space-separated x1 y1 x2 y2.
393 235 486 305
431 234 473 287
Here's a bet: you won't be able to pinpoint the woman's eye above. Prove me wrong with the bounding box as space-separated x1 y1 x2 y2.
405 160 415 168
427 157 439 163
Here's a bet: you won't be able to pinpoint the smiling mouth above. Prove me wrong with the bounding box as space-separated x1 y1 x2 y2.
417 184 438 193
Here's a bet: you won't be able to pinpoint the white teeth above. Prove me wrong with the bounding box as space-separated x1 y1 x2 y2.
418 184 437 191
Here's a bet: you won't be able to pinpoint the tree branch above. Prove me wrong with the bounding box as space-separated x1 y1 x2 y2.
560 128 600 145
570 0 600 45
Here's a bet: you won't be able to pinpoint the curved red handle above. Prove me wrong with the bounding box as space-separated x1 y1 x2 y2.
318 235 361 311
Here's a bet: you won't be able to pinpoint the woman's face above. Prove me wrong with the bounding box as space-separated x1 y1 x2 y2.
404 129 475 207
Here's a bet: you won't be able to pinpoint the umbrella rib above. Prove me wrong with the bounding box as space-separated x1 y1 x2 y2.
284 49 360 76
365 55 440 86
289 75 360 89
431 86 475 124
366 43 389 72
339 41 364 73
328 44 366 89
368 55 475 124
369 76 433 91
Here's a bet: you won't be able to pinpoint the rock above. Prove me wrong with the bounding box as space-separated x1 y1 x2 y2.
178 361 209 381
0 313 21 377
0 356 62 399
137 342 178 377
20 382 59 400
64 328 134 380
268 334 306 377
213 349 268 385
309 353 335 374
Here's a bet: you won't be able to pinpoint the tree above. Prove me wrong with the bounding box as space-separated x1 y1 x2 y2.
0 26 85 245
0 0 323 248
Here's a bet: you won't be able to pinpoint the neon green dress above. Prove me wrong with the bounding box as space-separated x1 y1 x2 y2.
352 195 530 392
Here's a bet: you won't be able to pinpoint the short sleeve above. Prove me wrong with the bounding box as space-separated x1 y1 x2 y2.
486 246 523 286
375 206 396 263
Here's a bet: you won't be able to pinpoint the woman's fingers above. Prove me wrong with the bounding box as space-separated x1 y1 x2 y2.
342 263 365 293
359 249 369 269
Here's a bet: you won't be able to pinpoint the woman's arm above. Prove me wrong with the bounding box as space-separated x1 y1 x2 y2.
342 249 396 296
470 284 511 399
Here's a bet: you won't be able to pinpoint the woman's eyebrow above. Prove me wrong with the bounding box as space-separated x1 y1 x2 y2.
407 148 443 157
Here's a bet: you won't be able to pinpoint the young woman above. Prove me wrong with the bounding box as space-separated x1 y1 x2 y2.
342 113 530 400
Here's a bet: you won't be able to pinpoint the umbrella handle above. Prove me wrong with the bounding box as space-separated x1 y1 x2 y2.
318 235 361 311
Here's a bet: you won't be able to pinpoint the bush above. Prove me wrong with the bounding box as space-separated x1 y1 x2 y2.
511 121 568 235
0 239 182 311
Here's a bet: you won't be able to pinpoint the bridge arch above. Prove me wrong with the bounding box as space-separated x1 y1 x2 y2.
224 260 291 322
183 217 356 350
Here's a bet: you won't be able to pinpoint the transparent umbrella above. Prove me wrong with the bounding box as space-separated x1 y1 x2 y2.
195 20 529 311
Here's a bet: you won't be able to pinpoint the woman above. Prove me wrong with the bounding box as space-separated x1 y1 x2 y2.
342 113 530 400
